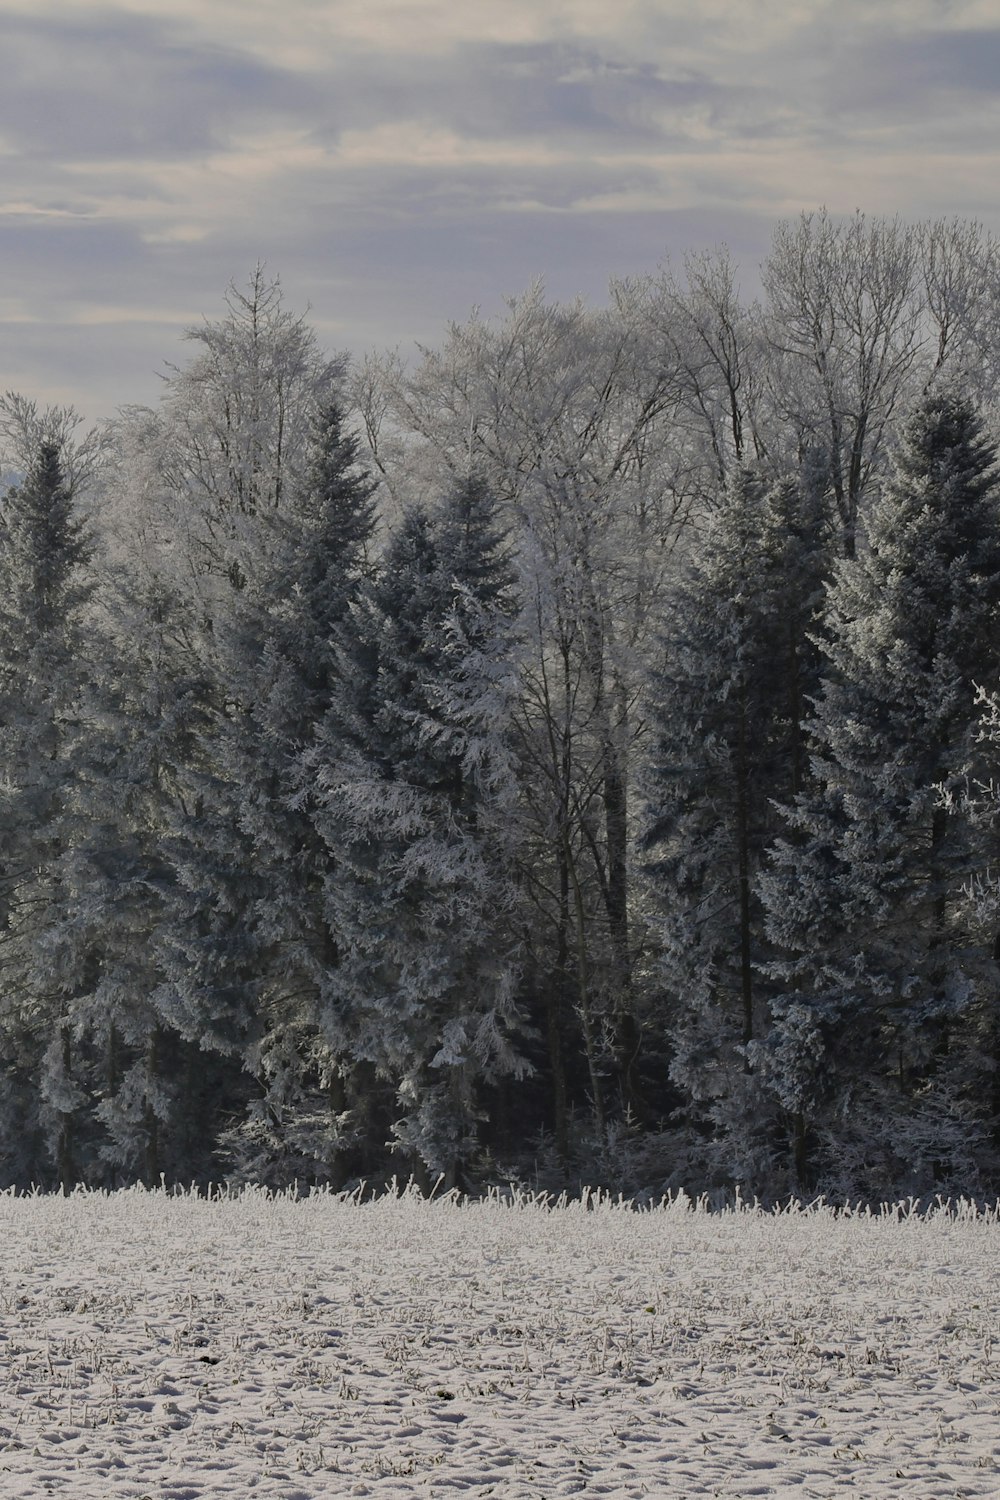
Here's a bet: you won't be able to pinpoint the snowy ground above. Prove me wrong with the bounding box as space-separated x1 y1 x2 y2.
0 1187 998 1497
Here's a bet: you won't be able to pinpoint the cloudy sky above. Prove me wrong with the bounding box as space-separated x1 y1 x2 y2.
2 0 1000 424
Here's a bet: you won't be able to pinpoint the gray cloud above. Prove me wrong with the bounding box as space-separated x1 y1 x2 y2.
735 18 1000 144
328 42 730 145
0 13 317 161
836 25 1000 109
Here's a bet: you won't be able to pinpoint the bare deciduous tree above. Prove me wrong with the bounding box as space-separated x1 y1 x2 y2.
763 209 923 556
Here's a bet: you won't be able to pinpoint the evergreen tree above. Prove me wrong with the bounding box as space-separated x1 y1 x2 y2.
79 564 229 1187
205 401 379 1184
89 295 353 1186
314 476 526 1187
0 443 95 1189
946 684 1000 1163
759 391 1000 1195
642 468 828 1188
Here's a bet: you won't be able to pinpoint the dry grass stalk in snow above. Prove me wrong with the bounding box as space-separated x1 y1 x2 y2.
0 1185 997 1497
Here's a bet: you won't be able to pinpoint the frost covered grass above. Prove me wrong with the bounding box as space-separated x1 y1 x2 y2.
0 1187 998 1497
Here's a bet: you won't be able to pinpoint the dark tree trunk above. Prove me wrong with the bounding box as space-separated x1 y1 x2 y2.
143 1027 160 1188
58 1026 74 1195
736 683 754 1053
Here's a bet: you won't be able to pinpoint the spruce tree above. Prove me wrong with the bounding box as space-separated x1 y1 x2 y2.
79 564 228 1187
948 684 1000 1164
642 467 828 1187
759 391 1000 1196
315 476 526 1187
0 442 95 1189
203 401 379 1184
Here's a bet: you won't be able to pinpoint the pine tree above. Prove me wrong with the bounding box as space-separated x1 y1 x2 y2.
947 684 1000 1164
0 442 95 1189
204 401 379 1185
642 467 828 1188
314 476 526 1187
86 295 355 1188
759 391 1000 1196
77 563 229 1188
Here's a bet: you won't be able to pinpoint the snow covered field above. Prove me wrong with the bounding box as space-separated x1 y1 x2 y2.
0 1187 998 1497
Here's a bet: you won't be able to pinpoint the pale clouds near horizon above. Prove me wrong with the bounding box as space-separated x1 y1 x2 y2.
1 0 999 422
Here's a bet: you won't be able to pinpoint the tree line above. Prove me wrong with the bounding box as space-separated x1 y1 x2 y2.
5 209 1000 1201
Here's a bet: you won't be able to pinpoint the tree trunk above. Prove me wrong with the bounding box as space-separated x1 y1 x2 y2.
545 905 570 1162
58 1024 74 1195
566 833 605 1137
736 682 754 1053
792 1110 809 1190
602 721 644 1119
143 1027 160 1188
